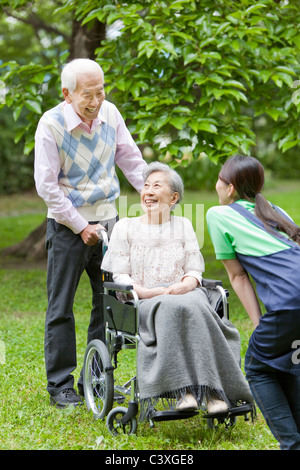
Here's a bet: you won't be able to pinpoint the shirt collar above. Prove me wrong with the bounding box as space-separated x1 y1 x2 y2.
63 101 106 133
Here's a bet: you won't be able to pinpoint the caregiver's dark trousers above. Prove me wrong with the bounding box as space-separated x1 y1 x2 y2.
44 217 116 397
245 349 300 450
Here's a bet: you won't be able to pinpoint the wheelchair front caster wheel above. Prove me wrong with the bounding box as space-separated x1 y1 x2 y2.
106 406 138 436
206 415 237 430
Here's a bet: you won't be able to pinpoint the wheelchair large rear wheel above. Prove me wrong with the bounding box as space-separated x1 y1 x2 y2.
83 339 114 420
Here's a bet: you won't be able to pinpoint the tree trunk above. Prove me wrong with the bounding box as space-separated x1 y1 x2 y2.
1 18 106 262
69 19 106 60
1 219 47 261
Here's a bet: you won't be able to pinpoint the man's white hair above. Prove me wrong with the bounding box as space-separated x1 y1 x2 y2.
61 58 104 93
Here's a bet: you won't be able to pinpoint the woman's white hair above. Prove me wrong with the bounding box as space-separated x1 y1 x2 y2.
61 58 104 93
142 161 184 204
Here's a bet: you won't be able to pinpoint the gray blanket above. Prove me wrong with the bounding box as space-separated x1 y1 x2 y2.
137 287 253 419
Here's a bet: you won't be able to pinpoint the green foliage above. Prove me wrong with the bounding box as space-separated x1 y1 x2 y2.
0 0 71 192
75 0 300 165
0 109 33 193
0 61 63 156
0 0 70 64
0 0 300 181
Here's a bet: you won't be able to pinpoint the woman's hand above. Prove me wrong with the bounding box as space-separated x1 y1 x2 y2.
164 276 198 295
132 284 168 299
133 276 198 299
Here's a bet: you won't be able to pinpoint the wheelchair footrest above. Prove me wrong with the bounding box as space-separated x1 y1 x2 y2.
149 409 199 422
203 403 254 420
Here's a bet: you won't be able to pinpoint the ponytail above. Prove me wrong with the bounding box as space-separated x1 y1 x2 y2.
255 193 300 245
220 155 300 246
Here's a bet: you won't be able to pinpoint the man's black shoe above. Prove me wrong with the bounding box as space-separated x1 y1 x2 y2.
50 388 83 408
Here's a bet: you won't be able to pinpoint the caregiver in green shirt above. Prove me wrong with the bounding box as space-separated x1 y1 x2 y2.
207 155 300 450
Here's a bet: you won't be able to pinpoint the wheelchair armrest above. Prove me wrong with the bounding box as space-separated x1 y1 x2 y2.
104 281 139 310
202 278 223 288
105 279 223 291
104 281 134 293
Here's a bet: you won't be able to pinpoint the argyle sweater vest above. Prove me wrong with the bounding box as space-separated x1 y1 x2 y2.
41 100 120 221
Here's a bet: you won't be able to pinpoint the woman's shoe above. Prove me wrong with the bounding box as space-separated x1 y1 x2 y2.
176 393 198 411
206 399 228 415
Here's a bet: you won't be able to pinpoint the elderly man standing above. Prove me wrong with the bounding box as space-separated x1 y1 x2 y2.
34 58 147 408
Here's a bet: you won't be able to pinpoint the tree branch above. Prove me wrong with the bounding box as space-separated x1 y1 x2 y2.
2 7 70 41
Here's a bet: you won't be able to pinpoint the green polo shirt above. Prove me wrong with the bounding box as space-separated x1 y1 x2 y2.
206 200 292 260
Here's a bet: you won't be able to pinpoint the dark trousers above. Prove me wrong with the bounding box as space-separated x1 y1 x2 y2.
45 217 116 396
245 349 300 450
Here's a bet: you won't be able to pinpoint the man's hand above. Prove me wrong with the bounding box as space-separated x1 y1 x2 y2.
80 223 106 246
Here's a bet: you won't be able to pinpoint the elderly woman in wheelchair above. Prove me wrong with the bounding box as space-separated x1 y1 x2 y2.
96 161 253 430
85 162 254 436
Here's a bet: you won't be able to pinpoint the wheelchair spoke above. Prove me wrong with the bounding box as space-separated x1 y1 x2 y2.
83 339 114 419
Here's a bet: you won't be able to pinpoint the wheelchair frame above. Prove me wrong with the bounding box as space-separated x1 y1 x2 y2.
82 231 254 436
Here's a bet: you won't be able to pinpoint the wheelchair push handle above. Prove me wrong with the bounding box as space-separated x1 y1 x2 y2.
96 228 109 255
96 227 108 243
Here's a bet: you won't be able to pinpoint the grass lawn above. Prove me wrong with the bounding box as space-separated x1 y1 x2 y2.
0 181 299 451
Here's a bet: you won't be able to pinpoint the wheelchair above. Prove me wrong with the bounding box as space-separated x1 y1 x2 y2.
82 231 255 436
